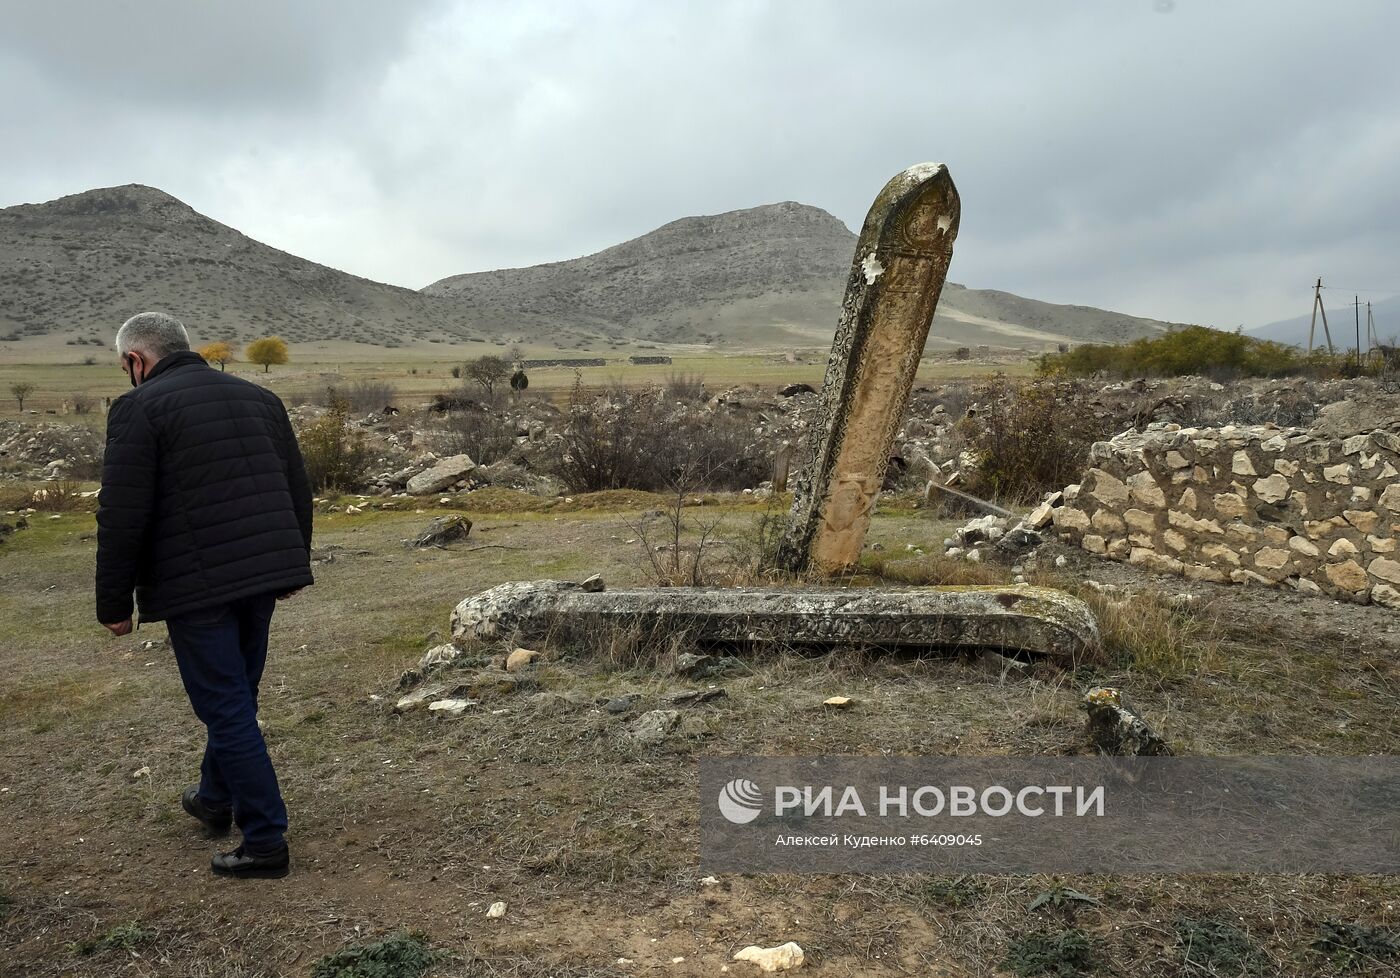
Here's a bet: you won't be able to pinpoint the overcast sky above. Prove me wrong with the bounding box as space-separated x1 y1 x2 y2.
2 0 1397 328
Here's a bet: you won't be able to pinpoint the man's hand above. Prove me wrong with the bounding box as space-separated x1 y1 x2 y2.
277 588 304 601
103 618 133 636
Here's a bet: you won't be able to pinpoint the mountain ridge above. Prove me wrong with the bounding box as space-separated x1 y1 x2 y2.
1 184 1184 352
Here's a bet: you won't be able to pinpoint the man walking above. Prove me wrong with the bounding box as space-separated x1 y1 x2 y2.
96 312 314 879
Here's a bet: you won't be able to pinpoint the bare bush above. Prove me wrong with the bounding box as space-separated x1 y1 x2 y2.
319 380 398 413
431 405 518 465
551 381 766 493
664 372 706 403
955 379 1114 504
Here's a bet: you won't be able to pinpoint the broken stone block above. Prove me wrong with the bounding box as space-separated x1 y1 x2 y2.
405 514 473 548
406 454 477 494
452 581 1100 663
1082 686 1172 756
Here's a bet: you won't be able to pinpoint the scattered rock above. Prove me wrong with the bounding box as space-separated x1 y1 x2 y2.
394 685 446 713
822 696 853 709
579 573 605 592
604 693 641 714
733 942 805 972
1082 686 1172 756
628 709 680 744
486 901 507 918
404 514 473 548
505 647 542 673
428 698 476 716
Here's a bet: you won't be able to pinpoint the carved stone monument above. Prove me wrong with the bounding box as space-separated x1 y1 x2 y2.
449 580 1099 664
777 163 960 573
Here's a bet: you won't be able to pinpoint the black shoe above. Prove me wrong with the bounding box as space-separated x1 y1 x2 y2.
181 786 232 836
210 844 290 879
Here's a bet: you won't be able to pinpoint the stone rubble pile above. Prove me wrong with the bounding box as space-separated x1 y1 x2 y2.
0 421 103 479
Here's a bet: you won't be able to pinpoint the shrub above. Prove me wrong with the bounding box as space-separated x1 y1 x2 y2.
664 372 706 402
551 381 766 493
954 380 1112 504
1176 917 1267 974
320 380 398 414
299 401 371 492
1003 929 1095 977
311 931 443 978
1038 325 1314 380
431 406 517 464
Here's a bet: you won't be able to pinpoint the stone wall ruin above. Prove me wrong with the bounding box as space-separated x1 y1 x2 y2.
1045 419 1400 608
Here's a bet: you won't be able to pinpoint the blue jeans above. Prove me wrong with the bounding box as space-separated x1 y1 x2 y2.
166 593 288 853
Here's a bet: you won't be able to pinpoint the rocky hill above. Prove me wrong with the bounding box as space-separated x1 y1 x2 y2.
426 201 1182 349
0 185 465 348
1 185 1181 353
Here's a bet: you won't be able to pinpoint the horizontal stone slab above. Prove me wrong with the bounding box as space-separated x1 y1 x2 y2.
451 581 1099 664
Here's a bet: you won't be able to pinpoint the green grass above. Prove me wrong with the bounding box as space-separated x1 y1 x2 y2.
311 931 444 978
70 921 158 957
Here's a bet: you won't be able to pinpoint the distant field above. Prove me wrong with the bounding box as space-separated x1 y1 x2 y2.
0 346 1036 415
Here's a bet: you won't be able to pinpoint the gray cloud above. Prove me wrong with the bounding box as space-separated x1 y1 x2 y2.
2 0 1397 328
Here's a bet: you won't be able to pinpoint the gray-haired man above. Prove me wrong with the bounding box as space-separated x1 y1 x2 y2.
97 312 314 878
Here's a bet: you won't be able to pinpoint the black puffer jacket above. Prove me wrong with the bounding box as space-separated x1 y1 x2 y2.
96 351 314 623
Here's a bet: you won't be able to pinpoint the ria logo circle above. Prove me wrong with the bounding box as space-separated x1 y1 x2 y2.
717 778 764 824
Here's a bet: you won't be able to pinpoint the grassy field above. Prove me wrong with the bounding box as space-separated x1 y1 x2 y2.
1 488 1398 977
0 348 1037 416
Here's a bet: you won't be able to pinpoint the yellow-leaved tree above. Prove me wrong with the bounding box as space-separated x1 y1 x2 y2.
245 336 289 373
197 341 237 371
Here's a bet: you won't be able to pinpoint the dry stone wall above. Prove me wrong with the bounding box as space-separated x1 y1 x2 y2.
1047 421 1400 608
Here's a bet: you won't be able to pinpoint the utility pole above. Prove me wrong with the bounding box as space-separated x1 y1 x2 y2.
1307 277 1334 355
1356 295 1362 368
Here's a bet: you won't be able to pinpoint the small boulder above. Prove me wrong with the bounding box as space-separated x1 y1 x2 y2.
427 698 475 716
505 648 542 673
1082 686 1172 755
733 942 805 972
628 709 680 744
405 514 473 548
406 454 476 495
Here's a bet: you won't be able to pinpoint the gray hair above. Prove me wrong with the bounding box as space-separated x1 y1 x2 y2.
116 312 191 359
